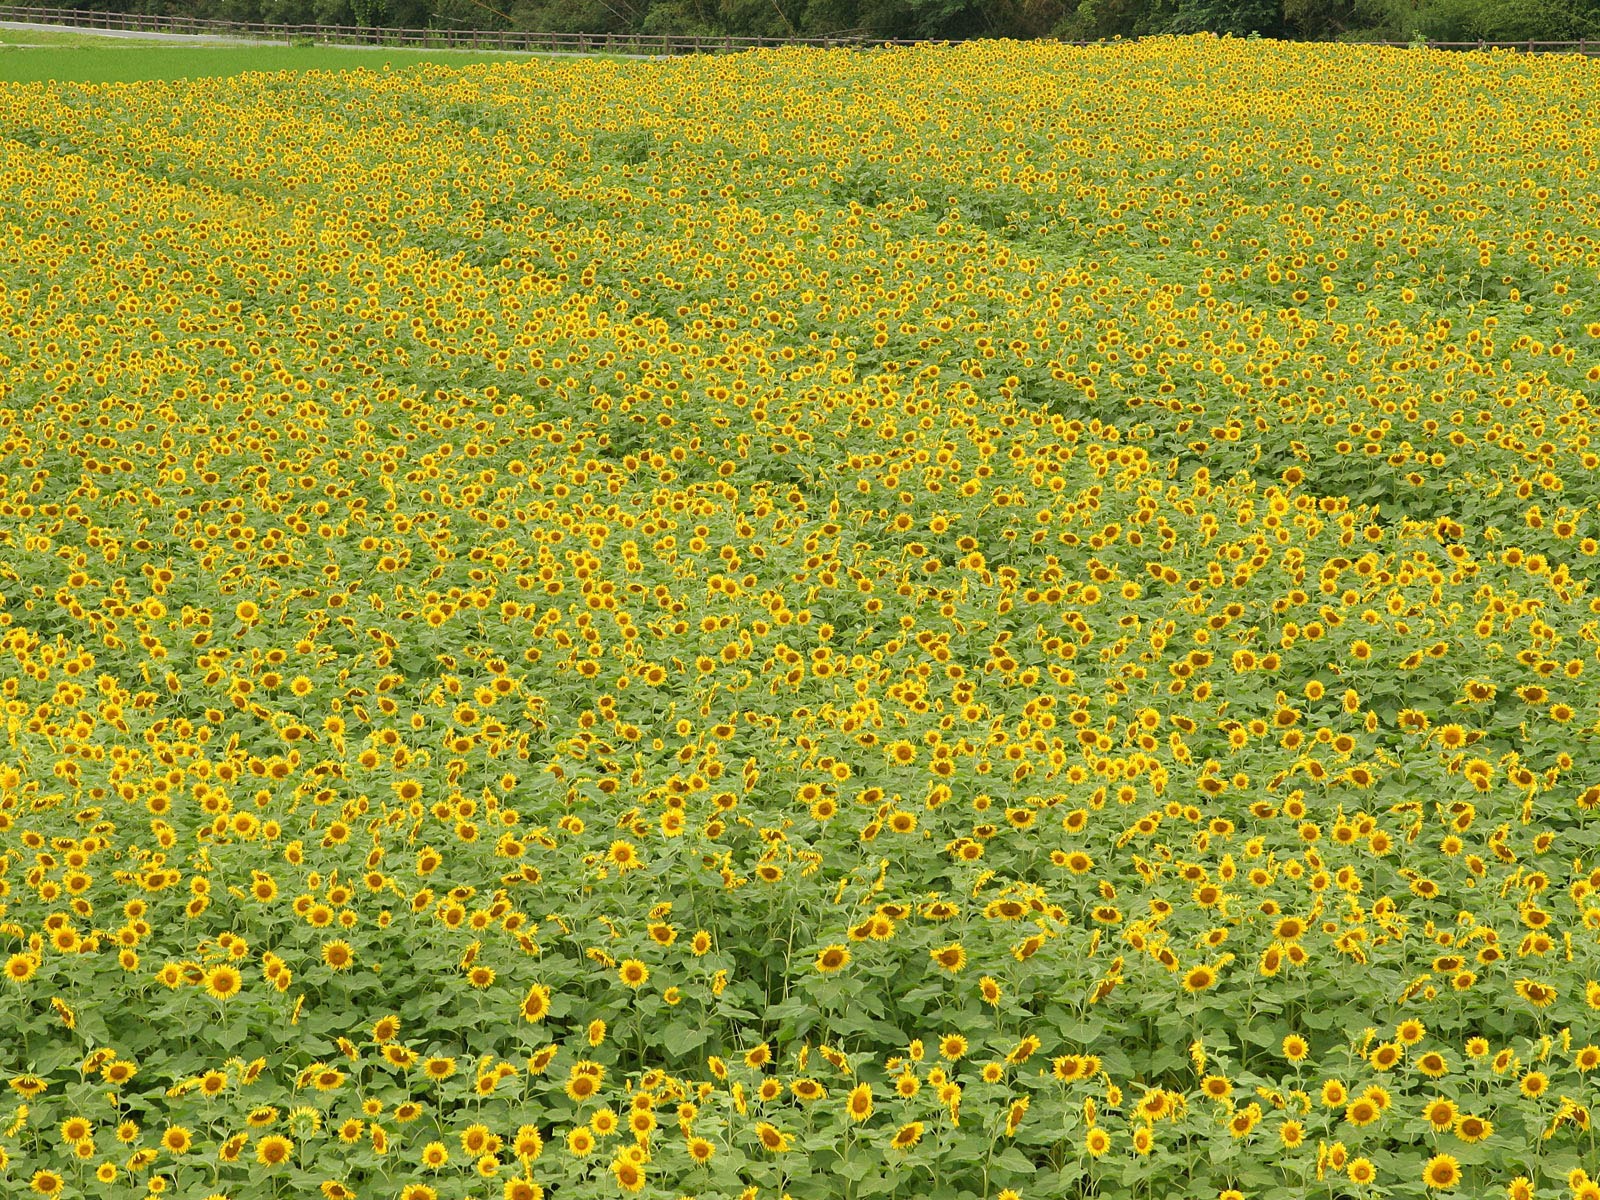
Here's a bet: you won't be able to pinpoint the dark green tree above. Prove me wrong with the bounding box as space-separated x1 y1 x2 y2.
1167 0 1283 34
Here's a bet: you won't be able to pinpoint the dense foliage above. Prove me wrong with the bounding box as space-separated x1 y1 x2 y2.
40 0 1600 43
2 34 1600 1200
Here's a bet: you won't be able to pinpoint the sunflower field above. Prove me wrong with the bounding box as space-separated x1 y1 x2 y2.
1 33 1599 1200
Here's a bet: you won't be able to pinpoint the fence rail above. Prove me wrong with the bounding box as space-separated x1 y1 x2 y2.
0 5 1597 56
0 4 875 51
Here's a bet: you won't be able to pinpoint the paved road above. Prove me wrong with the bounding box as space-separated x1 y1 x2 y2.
0 18 273 43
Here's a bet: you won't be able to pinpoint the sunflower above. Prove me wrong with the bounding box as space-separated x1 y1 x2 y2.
793 1077 827 1101
507 1125 544 1162
1136 1090 1170 1122
311 1066 346 1092
566 1071 599 1102
1424 1153 1461 1190
204 964 243 1001
608 840 642 871
754 1122 791 1153
1423 1098 1457 1131
520 982 552 1021
256 1134 294 1168
1369 1042 1402 1071
422 1056 454 1088
1345 1097 1379 1127
815 944 851 972
161 1126 193 1155
1515 978 1557 1008
1416 1051 1449 1078
846 1083 874 1122
1181 964 1216 992
1006 1036 1042 1067
891 1122 924 1150
612 1156 646 1192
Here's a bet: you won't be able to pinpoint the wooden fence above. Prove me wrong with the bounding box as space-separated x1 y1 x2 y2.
0 5 1597 56
0 4 870 51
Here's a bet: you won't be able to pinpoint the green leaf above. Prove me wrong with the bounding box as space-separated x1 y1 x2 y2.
992 1147 1036 1175
660 1021 708 1057
836 1156 873 1182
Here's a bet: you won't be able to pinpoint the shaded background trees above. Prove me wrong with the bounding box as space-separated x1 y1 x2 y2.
59 0 1600 43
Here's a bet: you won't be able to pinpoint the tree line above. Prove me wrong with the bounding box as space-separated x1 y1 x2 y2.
62 0 1600 46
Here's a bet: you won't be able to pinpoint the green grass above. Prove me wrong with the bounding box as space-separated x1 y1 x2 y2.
0 42 588 83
